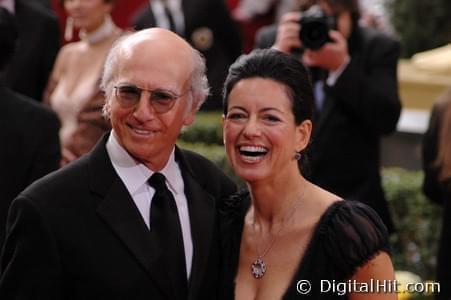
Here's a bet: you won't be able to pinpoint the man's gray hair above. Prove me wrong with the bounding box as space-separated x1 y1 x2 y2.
100 32 209 117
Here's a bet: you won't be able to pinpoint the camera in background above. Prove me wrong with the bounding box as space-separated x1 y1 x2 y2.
299 5 336 50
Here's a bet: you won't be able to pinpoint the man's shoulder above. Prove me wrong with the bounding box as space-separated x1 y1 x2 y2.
176 148 236 198
16 0 58 22
20 155 91 201
357 26 400 49
177 147 236 191
3 88 59 126
255 24 278 49
178 148 223 174
352 27 400 63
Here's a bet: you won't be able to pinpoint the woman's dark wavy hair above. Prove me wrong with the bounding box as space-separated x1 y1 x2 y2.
223 48 314 126
222 49 315 174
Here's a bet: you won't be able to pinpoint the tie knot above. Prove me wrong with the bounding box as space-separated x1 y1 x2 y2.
148 173 167 190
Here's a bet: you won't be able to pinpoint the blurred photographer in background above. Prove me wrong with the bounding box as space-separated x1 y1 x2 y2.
255 0 401 234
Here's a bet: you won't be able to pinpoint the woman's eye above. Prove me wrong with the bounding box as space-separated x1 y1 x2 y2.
263 115 281 122
227 113 246 120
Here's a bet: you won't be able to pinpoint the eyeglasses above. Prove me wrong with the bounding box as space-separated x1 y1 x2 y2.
113 84 187 113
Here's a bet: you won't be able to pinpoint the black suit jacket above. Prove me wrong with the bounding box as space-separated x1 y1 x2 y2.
255 26 401 233
4 0 60 102
0 86 60 249
0 134 236 300
134 0 242 110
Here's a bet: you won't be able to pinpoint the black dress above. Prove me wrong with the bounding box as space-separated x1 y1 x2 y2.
219 191 390 299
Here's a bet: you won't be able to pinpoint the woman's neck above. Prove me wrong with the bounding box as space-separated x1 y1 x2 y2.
248 173 309 230
79 15 117 45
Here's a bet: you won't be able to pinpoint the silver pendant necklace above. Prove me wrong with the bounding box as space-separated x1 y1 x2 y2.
250 195 304 279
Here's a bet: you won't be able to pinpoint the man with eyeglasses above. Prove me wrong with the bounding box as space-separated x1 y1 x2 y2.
0 28 237 300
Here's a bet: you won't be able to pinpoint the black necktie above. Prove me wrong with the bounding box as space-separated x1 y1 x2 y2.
148 173 188 296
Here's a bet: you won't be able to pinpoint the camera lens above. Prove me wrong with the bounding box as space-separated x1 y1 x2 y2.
298 5 334 50
300 21 330 50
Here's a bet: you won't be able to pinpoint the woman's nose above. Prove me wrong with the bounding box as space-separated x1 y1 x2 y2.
242 116 261 138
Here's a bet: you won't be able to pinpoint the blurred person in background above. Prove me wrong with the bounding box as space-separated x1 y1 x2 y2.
228 0 299 52
423 87 451 300
254 0 401 234
45 0 122 166
1 0 60 102
35 0 52 9
133 0 242 110
0 7 60 249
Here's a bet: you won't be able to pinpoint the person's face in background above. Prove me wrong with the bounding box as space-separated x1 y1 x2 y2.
223 77 310 184
64 0 113 33
319 0 353 39
107 31 197 171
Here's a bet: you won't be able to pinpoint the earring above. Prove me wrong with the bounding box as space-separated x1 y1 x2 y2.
294 151 302 161
64 17 74 41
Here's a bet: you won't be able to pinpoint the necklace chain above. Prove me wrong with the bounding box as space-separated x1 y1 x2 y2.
251 191 305 279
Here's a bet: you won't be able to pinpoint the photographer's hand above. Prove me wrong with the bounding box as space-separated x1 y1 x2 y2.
302 30 350 71
272 12 302 54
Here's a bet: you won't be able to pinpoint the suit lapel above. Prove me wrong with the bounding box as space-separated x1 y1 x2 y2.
89 134 174 298
313 86 336 138
176 148 217 300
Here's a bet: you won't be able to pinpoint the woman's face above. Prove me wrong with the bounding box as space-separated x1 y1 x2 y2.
64 0 112 33
223 77 311 183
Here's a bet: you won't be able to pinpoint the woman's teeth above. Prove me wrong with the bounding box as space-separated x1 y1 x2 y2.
239 146 268 161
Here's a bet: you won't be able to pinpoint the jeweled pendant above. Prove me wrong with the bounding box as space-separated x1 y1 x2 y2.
251 257 266 279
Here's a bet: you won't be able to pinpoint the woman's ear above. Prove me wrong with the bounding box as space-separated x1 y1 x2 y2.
295 119 312 152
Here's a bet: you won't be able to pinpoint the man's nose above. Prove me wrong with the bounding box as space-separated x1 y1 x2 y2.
132 94 156 121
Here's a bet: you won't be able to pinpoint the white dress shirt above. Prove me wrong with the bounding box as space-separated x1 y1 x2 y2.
106 131 193 277
315 56 350 111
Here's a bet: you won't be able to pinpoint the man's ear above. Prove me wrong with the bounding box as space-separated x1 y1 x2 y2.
103 102 111 120
183 112 196 126
182 99 198 126
295 119 312 152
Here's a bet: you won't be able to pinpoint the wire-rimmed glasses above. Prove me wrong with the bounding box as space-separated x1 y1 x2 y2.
114 84 187 113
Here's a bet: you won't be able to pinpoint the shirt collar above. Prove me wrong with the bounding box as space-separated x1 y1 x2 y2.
106 131 183 195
